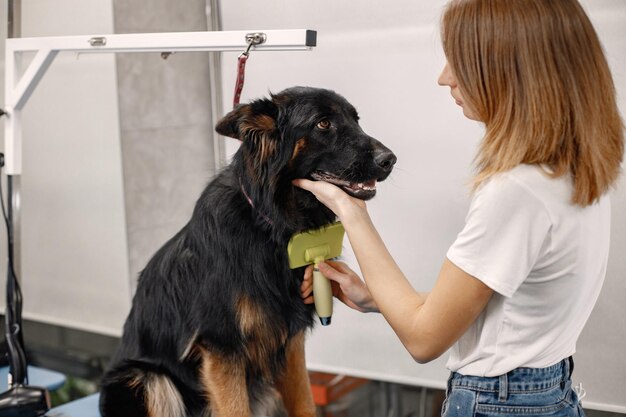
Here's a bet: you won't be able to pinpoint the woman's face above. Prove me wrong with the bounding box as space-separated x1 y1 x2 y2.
438 62 480 121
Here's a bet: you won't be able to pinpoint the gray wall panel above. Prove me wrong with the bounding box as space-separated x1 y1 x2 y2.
114 0 216 288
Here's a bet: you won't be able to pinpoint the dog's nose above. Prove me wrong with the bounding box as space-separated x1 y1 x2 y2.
374 149 397 171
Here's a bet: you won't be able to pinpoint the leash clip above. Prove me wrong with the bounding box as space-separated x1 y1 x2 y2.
239 32 267 58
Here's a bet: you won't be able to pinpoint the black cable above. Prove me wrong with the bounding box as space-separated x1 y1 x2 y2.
5 177 24 344
0 171 23 317
0 153 27 386
0 152 26 359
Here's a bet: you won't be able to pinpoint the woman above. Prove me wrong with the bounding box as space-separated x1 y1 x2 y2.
295 0 624 415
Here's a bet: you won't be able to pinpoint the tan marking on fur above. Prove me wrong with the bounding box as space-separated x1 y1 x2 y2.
143 374 186 417
199 347 252 417
237 295 262 335
236 295 288 379
240 122 277 184
179 330 199 361
275 331 316 417
254 114 276 131
240 116 277 162
259 133 276 161
291 138 307 161
126 374 143 391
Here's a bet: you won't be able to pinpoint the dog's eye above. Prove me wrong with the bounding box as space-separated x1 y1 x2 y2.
316 120 331 130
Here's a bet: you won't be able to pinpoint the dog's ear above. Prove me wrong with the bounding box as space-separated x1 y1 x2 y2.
215 99 279 140
217 99 284 186
215 104 248 139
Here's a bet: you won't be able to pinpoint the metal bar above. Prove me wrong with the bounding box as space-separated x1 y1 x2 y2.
11 49 58 111
6 29 316 54
206 0 226 170
3 29 317 176
4 22 22 176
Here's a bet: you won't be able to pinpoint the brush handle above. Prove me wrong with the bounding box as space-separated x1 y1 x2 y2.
313 263 333 325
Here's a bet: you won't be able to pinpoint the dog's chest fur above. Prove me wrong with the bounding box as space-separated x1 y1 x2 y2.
119 166 315 384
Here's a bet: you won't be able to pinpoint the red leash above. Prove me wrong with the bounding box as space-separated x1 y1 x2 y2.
232 33 266 108
233 53 249 107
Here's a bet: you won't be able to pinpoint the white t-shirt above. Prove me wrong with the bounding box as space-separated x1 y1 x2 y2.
446 164 611 377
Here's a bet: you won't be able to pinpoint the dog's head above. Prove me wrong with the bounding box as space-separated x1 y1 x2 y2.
216 86 396 232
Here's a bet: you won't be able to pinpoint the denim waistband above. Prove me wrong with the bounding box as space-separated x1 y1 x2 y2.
448 357 573 399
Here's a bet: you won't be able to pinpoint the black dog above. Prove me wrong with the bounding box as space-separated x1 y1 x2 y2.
99 86 396 417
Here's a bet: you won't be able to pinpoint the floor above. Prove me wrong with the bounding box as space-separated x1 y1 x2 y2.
317 381 625 417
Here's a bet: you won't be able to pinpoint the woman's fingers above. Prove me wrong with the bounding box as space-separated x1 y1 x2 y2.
292 179 356 217
301 261 374 311
292 178 338 196
301 282 313 298
302 261 351 291
300 266 313 296
292 178 316 192
325 260 356 275
317 261 350 285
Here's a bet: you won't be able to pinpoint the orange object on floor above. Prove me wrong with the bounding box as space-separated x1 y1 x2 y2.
309 371 370 412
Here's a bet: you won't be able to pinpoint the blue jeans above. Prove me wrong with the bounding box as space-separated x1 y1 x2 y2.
442 357 585 416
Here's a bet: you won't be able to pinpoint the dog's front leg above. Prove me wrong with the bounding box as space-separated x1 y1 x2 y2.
199 348 252 417
276 331 316 417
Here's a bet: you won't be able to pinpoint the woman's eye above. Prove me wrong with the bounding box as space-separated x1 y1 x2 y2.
316 120 331 130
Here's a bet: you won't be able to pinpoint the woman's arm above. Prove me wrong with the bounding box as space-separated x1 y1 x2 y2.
294 179 493 363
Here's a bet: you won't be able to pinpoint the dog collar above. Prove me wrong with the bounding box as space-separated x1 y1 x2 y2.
239 180 274 226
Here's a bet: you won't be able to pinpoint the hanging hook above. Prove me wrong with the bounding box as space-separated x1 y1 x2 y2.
239 32 267 57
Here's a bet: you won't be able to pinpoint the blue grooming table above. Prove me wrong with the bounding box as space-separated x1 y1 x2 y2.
0 366 100 416
46 393 100 417
0 366 66 392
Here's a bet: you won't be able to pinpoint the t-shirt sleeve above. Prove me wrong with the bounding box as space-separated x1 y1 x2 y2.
446 174 552 297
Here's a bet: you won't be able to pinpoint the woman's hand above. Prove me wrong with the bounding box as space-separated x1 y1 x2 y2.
300 260 379 313
292 179 367 222
294 179 378 313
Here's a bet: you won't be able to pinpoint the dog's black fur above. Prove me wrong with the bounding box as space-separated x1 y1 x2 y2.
99 87 396 417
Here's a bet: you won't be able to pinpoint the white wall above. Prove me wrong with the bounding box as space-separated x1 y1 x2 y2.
219 0 626 412
0 0 131 336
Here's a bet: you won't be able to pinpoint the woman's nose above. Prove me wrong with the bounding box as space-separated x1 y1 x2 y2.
438 62 454 87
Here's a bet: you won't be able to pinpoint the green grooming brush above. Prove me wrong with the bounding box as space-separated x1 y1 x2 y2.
288 222 345 326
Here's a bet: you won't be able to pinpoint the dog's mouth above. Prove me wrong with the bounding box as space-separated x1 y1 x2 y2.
310 171 377 200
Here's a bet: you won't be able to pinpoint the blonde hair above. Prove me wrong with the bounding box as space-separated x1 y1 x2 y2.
441 0 624 206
